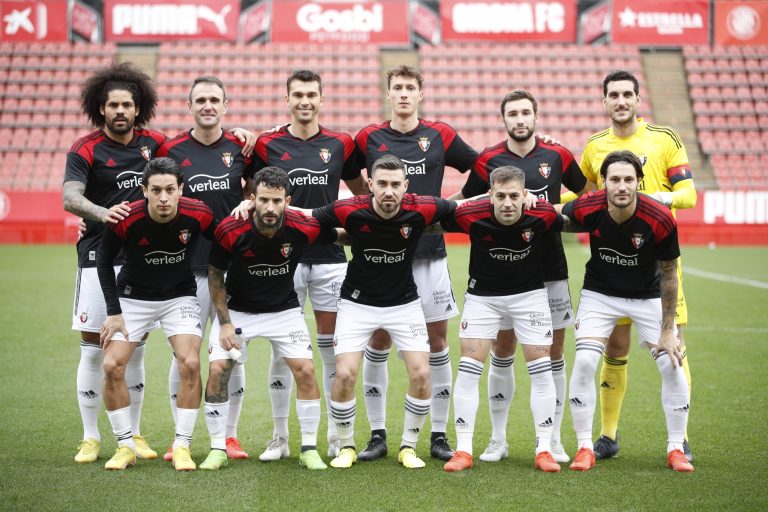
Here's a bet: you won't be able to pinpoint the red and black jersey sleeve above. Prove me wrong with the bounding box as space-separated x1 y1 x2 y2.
285 209 338 246
423 120 478 173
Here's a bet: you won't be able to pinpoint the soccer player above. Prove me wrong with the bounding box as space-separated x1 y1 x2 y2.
63 62 164 464
311 155 458 469
97 157 214 471
203 167 338 471
157 76 256 462
576 70 696 461
440 166 563 473
353 66 478 461
449 90 594 463
252 70 368 461
561 150 693 473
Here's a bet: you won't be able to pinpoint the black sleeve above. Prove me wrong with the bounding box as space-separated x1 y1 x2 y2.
96 228 123 315
445 132 479 173
562 159 587 193
440 212 463 233
312 203 342 228
461 170 490 198
208 237 232 271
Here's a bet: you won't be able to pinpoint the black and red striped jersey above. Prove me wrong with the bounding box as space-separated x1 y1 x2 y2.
157 130 256 271
562 191 680 299
442 198 563 296
313 194 457 307
253 125 360 264
209 210 338 314
64 128 167 267
461 139 586 282
97 197 214 315
354 119 478 260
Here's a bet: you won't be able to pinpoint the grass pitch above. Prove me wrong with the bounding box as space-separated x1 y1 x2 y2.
0 243 766 511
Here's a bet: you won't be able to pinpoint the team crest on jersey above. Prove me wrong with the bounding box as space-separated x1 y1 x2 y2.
319 148 331 164
79 312 88 323
140 146 151 161
179 229 191 244
400 224 412 238
539 162 551 178
418 137 430 152
221 152 233 167
280 243 293 257
522 228 534 242
631 233 645 249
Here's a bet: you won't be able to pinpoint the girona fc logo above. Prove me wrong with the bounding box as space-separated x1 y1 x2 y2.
221 152 233 167
522 228 533 242
319 148 331 163
179 229 191 244
280 243 293 257
400 224 412 238
140 146 151 161
539 162 551 179
631 233 644 249
418 137 430 152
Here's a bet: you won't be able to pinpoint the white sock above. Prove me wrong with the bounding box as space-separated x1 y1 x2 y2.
297 399 321 448
429 347 452 434
453 357 483 455
330 398 356 448
204 401 229 450
655 353 690 452
569 340 604 449
168 354 180 426
77 342 103 441
107 406 134 449
363 347 390 431
528 357 556 454
268 351 292 438
551 357 567 445
317 334 337 439
174 408 198 449
402 395 430 449
125 341 145 437
226 363 245 439
488 352 515 443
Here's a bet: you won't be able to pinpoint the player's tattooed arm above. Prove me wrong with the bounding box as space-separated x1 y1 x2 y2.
208 265 231 326
657 258 682 366
63 181 130 224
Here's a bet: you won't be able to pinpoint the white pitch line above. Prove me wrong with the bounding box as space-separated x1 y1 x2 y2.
682 266 768 290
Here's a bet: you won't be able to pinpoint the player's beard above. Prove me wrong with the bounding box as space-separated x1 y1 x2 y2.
507 125 534 142
106 116 134 136
375 195 400 216
255 211 284 233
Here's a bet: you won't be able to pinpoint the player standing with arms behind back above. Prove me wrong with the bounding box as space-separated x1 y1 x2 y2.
576 70 696 461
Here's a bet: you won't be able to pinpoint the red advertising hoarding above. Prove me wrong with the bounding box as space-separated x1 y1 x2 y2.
580 0 610 44
104 0 240 42
411 1 440 45
239 0 269 43
71 0 100 42
611 0 709 45
715 1 768 46
271 0 409 44
440 0 577 42
0 0 67 41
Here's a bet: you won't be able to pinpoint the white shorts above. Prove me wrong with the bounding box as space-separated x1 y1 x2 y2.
334 299 430 355
195 272 214 329
208 307 314 362
72 266 120 332
294 262 345 312
413 257 458 322
111 296 202 342
460 289 553 345
544 280 574 329
575 289 674 348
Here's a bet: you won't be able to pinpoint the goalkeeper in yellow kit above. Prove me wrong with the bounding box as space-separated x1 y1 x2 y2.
565 70 696 462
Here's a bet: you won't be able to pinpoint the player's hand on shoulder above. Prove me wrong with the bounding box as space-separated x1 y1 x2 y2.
230 127 256 158
649 191 673 207
231 199 254 220
523 192 538 210
102 201 131 224
535 133 562 145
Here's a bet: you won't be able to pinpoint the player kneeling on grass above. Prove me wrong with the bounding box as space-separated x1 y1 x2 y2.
559 150 693 473
439 166 563 473
203 167 341 471
97 157 214 471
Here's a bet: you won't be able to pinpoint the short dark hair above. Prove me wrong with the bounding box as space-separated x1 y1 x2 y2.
370 154 406 178
80 62 158 128
490 166 526 187
142 157 183 186
286 69 322 95
386 65 423 89
500 90 538 116
189 76 226 103
599 150 644 181
254 166 290 192
603 70 640 97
